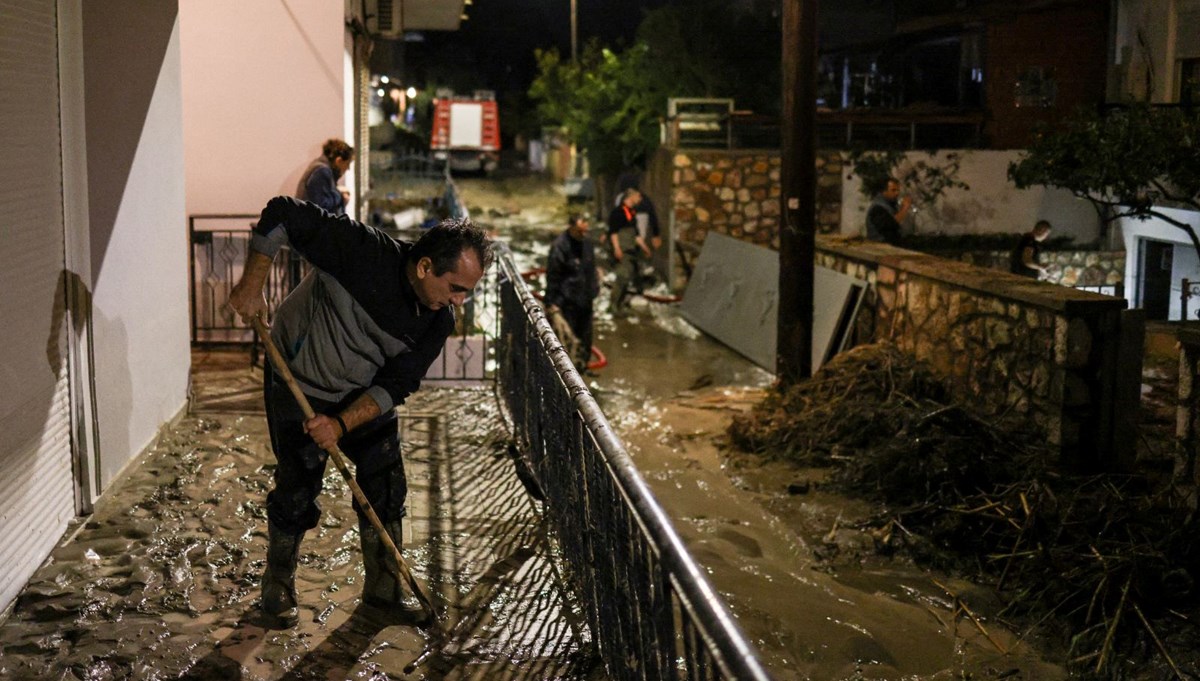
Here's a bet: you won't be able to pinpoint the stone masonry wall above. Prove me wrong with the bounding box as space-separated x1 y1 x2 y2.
958 250 1126 288
669 148 842 252
816 236 1139 470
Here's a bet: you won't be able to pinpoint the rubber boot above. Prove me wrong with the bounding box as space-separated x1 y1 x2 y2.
261 522 303 628
360 519 407 608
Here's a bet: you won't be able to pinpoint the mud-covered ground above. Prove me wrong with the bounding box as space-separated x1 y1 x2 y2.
0 350 598 680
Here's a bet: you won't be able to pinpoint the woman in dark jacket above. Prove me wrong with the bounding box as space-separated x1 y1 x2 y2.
296 138 354 215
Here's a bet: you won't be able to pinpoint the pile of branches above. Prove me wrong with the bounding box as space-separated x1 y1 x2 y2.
730 342 1200 677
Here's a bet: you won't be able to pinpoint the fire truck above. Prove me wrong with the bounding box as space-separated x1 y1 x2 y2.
430 89 500 174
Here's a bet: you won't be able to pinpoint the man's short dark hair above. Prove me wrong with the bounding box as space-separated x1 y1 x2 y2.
568 213 585 228
1034 219 1052 232
411 217 492 275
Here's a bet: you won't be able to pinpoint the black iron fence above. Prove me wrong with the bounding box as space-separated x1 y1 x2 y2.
1183 279 1200 321
494 248 773 681
663 110 985 151
189 214 305 344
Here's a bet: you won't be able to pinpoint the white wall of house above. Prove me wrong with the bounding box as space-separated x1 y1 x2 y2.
179 0 352 220
841 150 1103 244
0 0 191 615
1119 207 1200 320
1110 0 1200 103
81 1 192 489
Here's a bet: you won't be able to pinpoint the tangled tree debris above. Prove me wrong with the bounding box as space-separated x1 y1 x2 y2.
730 342 1200 679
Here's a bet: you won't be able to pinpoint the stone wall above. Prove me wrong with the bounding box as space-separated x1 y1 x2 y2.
816 236 1141 470
1176 328 1200 485
957 250 1126 288
668 148 841 247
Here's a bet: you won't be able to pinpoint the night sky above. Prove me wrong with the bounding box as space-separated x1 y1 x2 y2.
401 0 671 98
396 0 891 93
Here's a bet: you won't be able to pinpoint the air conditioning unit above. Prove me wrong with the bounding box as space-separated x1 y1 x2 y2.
364 0 403 39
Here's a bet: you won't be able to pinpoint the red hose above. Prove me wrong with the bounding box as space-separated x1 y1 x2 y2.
587 345 607 371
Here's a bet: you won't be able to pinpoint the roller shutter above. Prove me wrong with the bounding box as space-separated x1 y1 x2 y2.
0 0 77 611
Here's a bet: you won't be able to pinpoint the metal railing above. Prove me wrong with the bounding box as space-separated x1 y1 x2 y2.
189 214 306 344
662 109 985 151
1182 279 1200 320
494 248 773 681
390 150 450 180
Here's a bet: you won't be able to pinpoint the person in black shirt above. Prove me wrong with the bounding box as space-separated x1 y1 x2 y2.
545 213 599 370
1010 220 1052 278
865 178 912 245
608 188 649 313
227 198 490 627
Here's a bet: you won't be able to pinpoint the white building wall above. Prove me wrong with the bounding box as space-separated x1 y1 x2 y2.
81 2 191 489
180 0 350 220
1119 207 1200 320
841 150 1103 244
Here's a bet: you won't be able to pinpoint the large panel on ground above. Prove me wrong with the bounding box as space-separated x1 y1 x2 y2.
680 232 864 371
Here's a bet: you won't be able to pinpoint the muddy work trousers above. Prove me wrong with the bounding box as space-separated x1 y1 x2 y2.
559 302 593 369
263 364 407 536
610 253 642 312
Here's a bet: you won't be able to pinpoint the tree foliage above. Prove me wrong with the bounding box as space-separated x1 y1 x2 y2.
528 0 780 178
1008 105 1200 251
528 42 666 178
848 149 969 206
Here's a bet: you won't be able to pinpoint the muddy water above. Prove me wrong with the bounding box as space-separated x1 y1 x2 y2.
0 352 599 680
593 312 1067 680
453 176 1069 680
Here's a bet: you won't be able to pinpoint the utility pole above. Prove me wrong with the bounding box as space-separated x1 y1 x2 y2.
778 0 817 384
570 0 578 62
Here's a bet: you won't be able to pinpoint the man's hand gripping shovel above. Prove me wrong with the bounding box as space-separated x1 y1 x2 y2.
251 315 437 627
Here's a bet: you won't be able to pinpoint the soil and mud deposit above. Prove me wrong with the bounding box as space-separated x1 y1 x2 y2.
727 338 1200 680
0 350 599 680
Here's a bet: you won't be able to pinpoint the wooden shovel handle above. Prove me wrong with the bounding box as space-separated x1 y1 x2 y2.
251 315 435 620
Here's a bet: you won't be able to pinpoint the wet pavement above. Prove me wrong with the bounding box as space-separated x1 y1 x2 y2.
0 350 600 680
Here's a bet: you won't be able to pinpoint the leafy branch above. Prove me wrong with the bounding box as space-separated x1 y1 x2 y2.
1008 104 1200 254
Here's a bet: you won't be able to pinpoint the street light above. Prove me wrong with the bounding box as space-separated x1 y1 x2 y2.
570 0 577 63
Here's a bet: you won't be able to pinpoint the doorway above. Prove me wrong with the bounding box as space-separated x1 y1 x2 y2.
1138 238 1174 320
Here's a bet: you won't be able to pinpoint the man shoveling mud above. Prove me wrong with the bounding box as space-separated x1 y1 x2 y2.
228 196 490 627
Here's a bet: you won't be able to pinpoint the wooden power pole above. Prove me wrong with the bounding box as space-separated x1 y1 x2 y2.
778 0 818 384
